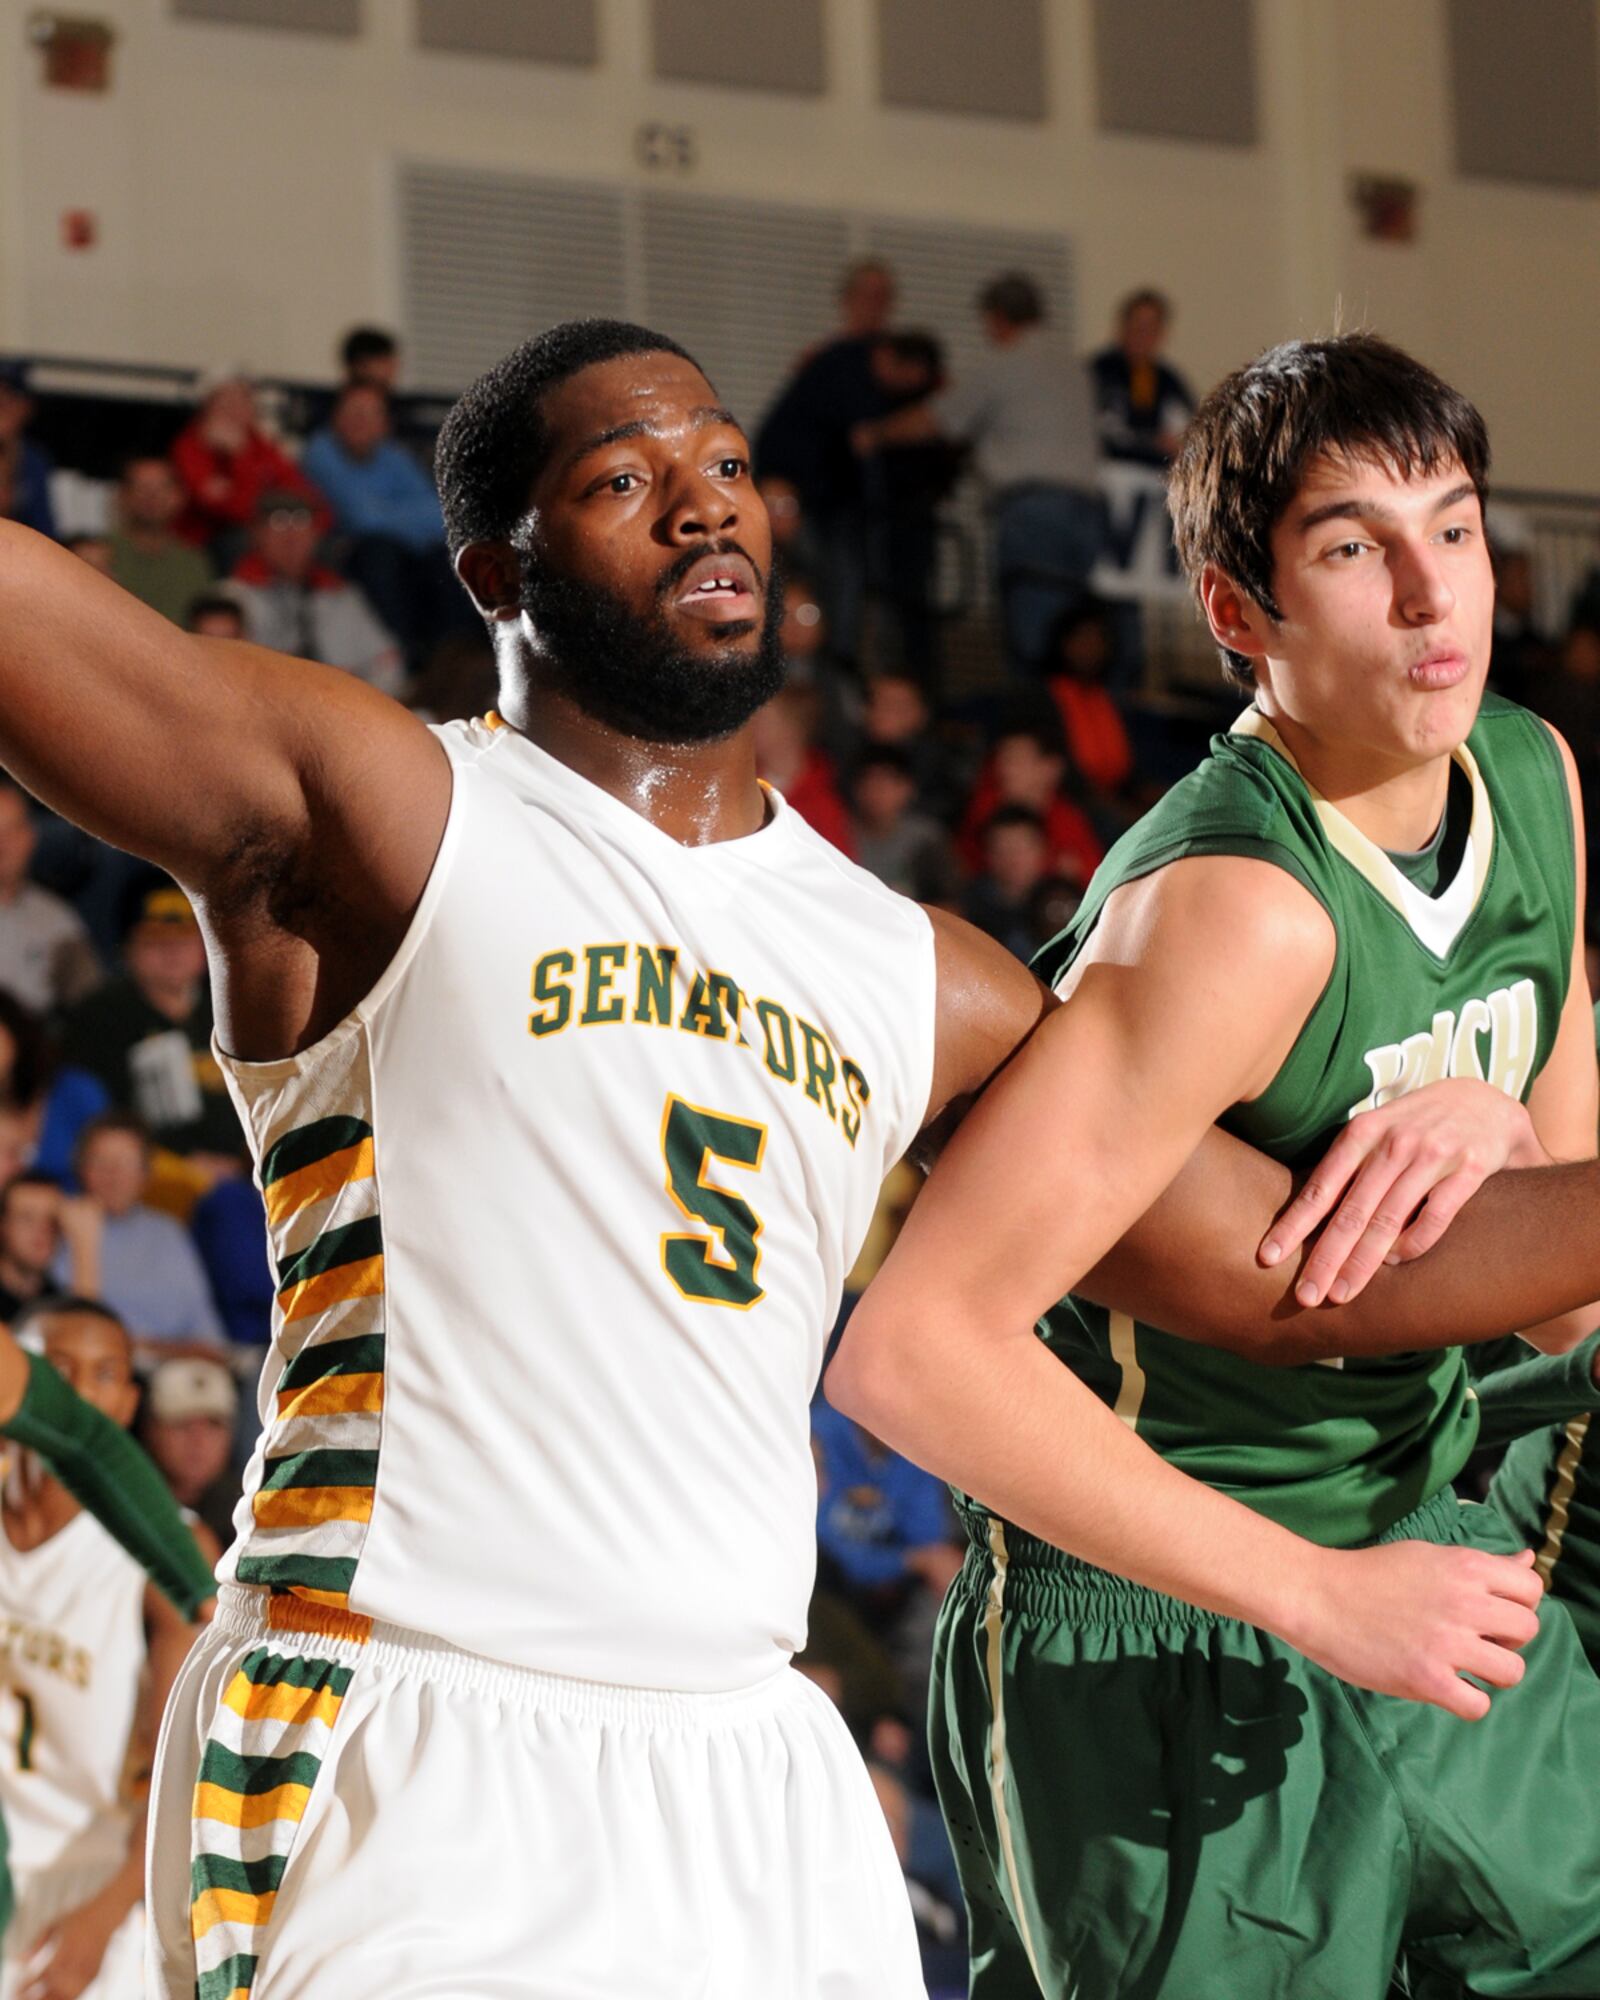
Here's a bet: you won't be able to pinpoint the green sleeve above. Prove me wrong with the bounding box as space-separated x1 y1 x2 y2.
5 1355 218 1617
1467 1332 1600 1450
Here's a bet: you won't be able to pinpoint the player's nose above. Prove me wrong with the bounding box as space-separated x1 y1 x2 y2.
660 467 739 545
1394 542 1455 624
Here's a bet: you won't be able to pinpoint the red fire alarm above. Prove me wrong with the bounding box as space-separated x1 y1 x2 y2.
28 12 116 93
60 209 97 251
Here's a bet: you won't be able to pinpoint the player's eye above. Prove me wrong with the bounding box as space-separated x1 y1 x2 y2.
605 472 640 495
712 456 747 480
1438 524 1471 545
1328 541 1368 561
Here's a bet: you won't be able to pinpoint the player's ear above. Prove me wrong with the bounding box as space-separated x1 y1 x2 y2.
455 541 523 623
1199 565 1272 664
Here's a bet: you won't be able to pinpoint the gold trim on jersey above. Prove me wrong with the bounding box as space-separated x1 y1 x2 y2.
1536 1413 1593 1587
1229 706 1493 950
983 1519 1047 1993
1108 1311 1147 1429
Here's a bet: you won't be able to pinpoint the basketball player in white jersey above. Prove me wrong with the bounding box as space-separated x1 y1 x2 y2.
0 320 1560 1998
0 1301 211 2000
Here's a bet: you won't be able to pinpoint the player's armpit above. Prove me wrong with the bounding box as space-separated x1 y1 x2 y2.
1085 1124 1600 1367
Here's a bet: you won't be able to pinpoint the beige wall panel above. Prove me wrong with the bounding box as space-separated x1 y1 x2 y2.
415 1 599 66
877 0 1047 119
651 0 825 94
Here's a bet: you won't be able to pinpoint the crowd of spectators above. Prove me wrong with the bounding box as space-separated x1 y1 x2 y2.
5 280 1600 1989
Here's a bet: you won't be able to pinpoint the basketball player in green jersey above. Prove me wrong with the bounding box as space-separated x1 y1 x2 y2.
835 335 1600 1998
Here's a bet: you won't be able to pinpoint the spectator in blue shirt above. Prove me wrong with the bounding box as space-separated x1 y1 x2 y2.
301 383 465 665
812 1398 962 1719
50 1112 226 1354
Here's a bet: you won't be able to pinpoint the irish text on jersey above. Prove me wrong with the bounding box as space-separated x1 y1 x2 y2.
1350 977 1538 1116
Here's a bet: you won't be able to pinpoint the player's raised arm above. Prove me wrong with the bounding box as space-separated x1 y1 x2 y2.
830 862 1543 1721
0 521 446 966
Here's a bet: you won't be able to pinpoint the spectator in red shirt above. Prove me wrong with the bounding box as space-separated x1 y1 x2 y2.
957 725 1101 885
751 686 855 857
170 373 326 551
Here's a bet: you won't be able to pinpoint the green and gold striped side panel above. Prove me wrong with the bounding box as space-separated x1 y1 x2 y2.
236 1108 387 1616
190 1647 355 1999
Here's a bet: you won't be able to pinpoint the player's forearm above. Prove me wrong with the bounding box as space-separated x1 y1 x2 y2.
1087 1135 1600 1366
826 1308 1322 1644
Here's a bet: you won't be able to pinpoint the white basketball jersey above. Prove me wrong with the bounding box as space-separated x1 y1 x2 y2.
0 1507 145 1884
218 718 937 1690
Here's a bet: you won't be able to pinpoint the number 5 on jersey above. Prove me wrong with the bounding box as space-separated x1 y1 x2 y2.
660 1094 767 1309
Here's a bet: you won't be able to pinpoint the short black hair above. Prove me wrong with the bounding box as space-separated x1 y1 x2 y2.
0 1170 59 1222
17 1294 129 1350
1118 287 1171 326
74 1110 151 1177
434 319 700 558
854 744 916 783
1169 333 1490 691
976 273 1045 329
185 591 246 632
341 325 398 370
985 803 1047 838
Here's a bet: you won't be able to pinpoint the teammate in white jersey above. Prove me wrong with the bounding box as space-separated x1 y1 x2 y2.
0 1302 211 2000
0 319 1561 1999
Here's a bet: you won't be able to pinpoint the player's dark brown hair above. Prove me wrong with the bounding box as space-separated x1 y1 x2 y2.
1169 333 1490 690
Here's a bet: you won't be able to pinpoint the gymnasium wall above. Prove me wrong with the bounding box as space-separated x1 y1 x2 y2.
3 0 1598 490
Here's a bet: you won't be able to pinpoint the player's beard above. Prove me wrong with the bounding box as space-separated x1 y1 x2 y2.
515 541 787 744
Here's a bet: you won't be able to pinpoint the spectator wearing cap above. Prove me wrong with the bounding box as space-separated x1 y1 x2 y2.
0 363 57 539
170 372 327 551
59 881 244 1170
855 273 1104 676
1090 288 1195 468
50 1114 226 1352
107 456 214 626
139 1354 241 1548
301 384 464 661
0 779 100 1017
230 489 403 695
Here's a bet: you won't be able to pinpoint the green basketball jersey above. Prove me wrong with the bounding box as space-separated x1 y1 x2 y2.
1020 692 1576 1547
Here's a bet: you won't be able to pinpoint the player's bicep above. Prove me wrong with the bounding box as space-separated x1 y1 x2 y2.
0 524 444 905
856 861 1336 1347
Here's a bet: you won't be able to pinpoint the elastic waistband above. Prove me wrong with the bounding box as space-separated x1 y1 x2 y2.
212 1585 800 1727
952 1485 1468 1628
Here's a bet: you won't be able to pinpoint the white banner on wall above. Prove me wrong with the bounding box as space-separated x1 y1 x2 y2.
1090 460 1189 605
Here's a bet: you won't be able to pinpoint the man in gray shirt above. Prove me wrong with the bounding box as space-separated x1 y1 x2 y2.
0 781 99 1016
858 272 1103 674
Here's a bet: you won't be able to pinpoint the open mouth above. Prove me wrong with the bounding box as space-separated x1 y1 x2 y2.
672 549 760 625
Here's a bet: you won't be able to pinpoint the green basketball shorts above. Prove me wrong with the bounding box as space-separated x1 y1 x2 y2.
933 1489 1600 1999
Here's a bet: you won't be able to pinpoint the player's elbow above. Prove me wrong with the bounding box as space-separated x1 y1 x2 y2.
823 1304 907 1434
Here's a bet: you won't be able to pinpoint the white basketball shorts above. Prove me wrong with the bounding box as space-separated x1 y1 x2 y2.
146 1586 926 1999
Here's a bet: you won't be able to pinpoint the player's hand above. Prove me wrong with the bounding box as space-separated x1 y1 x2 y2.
1292 1539 1543 1721
18 1894 119 2000
1258 1080 1546 1307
